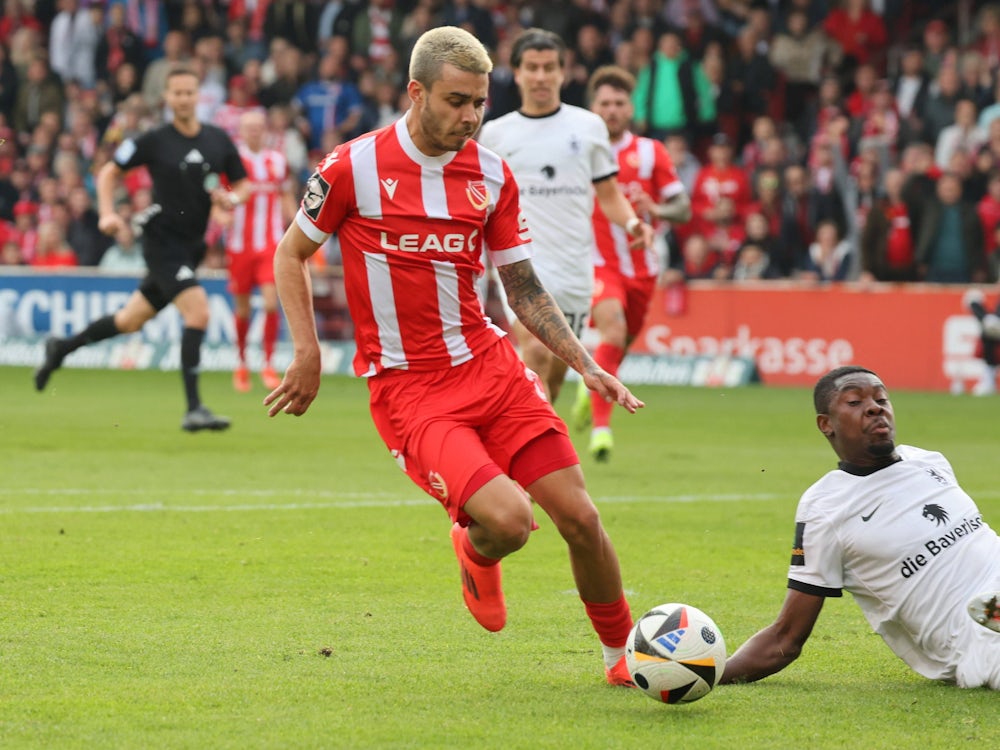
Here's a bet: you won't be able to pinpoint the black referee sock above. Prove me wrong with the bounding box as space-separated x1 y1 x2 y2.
181 327 205 412
64 315 120 354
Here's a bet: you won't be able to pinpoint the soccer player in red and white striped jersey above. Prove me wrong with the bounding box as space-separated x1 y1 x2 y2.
226 110 296 392
574 66 692 462
265 27 645 686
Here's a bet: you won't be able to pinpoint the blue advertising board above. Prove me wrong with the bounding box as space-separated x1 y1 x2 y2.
0 269 356 374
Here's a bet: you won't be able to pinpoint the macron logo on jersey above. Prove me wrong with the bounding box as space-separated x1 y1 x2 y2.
380 177 399 199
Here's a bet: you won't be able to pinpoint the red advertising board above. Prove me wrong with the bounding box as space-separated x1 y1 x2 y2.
630 282 992 392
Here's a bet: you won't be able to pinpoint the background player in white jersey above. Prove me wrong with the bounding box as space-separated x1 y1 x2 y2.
264 26 646 687
573 65 692 462
476 28 653 403
226 110 297 393
722 366 1000 689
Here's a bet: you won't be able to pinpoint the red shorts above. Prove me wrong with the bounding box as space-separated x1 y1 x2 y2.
227 250 275 295
592 267 656 338
368 338 578 525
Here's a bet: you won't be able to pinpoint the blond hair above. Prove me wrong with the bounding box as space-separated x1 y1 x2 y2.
409 26 492 88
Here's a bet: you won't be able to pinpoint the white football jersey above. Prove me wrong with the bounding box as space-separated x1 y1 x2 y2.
477 105 617 308
788 445 1000 682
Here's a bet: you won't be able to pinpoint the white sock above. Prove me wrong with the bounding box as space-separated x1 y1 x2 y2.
602 644 626 669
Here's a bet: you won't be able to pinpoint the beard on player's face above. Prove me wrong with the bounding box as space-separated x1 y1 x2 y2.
867 439 896 457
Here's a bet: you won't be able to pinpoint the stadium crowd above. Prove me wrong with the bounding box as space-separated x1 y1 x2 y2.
0 0 995 286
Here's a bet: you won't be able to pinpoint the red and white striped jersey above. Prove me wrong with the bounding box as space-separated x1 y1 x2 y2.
227 145 288 255
593 132 684 279
295 114 533 377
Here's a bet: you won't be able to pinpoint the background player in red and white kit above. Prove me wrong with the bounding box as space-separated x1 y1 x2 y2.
265 26 645 687
226 110 297 392
574 65 691 462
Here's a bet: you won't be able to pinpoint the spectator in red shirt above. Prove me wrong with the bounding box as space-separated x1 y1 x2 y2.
977 171 1000 259
0 0 43 49
741 115 777 175
679 232 724 280
799 75 846 145
701 196 746 274
31 219 77 269
747 167 784 239
691 132 753 228
860 168 917 282
822 0 888 73
11 198 38 261
845 63 878 119
974 4 1000 72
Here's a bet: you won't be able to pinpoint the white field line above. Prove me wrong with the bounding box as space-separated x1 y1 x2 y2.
0 489 788 514
3 488 998 514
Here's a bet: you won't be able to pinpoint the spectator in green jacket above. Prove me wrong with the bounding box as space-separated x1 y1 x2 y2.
632 30 697 141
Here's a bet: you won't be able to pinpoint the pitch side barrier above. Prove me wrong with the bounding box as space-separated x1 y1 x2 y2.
0 270 988 391
630 279 991 392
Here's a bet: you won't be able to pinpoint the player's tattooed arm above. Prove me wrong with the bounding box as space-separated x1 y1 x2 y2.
498 260 643 413
498 259 597 375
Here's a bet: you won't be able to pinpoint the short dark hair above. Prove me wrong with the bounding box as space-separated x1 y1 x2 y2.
166 65 198 82
511 28 565 68
587 64 635 102
813 366 878 414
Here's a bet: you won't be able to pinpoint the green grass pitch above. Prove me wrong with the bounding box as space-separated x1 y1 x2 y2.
2 366 998 749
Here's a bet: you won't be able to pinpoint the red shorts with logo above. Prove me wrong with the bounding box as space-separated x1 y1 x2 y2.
367 338 577 525
227 250 275 295
592 266 656 338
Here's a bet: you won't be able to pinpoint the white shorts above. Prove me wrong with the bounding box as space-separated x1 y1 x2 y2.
490 264 590 338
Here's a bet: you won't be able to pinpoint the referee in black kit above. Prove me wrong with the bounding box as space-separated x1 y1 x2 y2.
35 67 249 432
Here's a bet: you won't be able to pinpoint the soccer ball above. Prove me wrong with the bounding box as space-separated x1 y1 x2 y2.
625 602 727 704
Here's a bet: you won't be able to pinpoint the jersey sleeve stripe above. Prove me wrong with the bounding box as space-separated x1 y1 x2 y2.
295 209 330 243
488 243 533 267
476 145 506 213
351 135 382 219
661 181 686 200
788 578 843 598
637 138 655 179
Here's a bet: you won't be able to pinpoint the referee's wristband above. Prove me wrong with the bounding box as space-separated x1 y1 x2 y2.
625 217 641 236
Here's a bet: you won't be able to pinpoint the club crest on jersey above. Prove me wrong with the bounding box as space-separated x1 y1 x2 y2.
465 180 490 210
428 471 449 500
302 172 330 221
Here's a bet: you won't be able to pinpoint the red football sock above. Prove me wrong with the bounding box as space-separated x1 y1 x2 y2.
263 311 280 364
461 526 501 567
234 315 250 364
583 594 633 648
591 343 624 429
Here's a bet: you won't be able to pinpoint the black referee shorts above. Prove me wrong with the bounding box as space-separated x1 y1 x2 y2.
138 238 205 312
